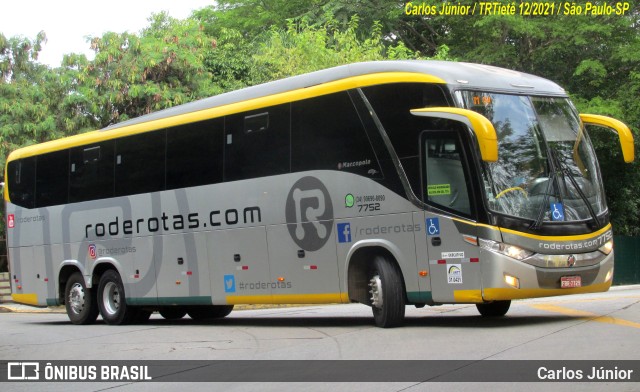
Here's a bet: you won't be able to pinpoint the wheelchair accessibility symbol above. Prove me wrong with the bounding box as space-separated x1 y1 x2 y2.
426 218 440 236
551 203 565 221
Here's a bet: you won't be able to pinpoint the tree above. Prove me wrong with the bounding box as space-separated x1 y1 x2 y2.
0 32 66 168
66 12 220 128
249 16 423 83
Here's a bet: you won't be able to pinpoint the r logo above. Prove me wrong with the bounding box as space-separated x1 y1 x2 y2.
285 176 334 251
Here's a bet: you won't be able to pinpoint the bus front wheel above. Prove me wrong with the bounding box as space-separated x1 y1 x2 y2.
476 300 511 317
97 270 136 325
65 272 99 325
368 256 405 328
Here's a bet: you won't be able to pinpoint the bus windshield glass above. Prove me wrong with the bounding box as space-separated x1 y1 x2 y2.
462 91 606 223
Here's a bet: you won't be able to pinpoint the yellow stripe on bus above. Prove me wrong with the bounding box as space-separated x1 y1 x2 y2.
500 223 612 242
453 290 484 303
452 217 612 243
11 293 40 306
5 72 445 163
483 281 612 301
225 293 349 305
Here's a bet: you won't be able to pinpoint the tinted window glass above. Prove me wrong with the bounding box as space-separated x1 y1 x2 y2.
363 83 450 197
224 104 290 181
167 118 224 189
115 131 166 196
422 131 472 216
363 83 450 159
7 158 35 208
291 92 381 177
36 150 69 207
69 141 115 203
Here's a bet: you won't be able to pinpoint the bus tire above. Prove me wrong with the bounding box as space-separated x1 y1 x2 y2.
476 300 511 317
369 255 405 328
188 305 234 320
97 270 136 325
159 308 187 320
65 272 99 325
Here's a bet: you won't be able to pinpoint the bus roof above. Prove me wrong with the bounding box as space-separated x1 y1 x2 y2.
103 60 567 132
6 60 567 161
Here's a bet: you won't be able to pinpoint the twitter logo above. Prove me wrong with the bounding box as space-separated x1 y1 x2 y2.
224 275 236 293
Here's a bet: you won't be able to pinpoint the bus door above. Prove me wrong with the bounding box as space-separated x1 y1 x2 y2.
420 130 483 304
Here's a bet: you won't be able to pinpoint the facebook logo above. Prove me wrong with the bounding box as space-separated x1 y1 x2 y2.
337 223 352 243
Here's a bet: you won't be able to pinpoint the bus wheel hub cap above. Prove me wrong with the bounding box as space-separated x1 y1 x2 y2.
369 275 383 308
69 283 85 314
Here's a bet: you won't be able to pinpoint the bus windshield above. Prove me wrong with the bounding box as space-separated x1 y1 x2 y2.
462 91 606 223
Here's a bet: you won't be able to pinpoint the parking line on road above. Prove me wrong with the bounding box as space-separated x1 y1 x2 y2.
530 304 640 330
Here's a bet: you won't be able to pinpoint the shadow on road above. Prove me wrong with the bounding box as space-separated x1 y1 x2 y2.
22 312 587 329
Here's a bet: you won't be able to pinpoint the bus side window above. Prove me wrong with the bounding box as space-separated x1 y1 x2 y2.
115 131 166 196
422 133 472 216
291 91 381 177
35 150 69 207
7 158 35 208
224 104 290 182
69 142 115 203
166 118 224 190
362 83 451 198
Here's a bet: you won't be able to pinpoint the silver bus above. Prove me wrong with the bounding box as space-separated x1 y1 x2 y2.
4 61 634 327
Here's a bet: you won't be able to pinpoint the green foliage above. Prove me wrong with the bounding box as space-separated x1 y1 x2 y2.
192 0 317 37
250 16 421 82
0 32 67 169
574 96 640 236
66 12 220 127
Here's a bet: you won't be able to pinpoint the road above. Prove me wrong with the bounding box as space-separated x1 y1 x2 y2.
1 285 639 391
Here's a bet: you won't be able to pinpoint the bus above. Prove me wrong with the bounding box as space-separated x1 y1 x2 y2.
4 61 634 328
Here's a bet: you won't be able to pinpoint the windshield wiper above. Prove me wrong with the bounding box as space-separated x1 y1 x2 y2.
552 148 601 227
529 158 560 231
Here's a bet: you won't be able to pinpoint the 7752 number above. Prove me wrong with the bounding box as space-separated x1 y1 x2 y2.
358 203 381 212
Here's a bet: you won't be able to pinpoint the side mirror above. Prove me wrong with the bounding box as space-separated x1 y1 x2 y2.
410 107 498 162
580 114 635 163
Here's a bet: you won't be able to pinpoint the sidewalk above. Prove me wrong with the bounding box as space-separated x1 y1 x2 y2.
0 302 65 313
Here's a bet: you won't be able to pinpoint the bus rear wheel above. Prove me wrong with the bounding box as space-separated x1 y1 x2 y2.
188 305 234 320
97 270 137 325
65 272 99 325
368 256 405 328
476 300 511 317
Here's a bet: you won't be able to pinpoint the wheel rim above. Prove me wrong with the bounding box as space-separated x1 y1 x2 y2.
369 274 383 308
68 282 85 315
102 281 121 316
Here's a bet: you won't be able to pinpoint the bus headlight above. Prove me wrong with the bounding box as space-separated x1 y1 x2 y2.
599 240 613 255
479 239 534 261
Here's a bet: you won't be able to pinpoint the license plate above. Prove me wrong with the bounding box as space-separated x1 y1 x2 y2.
561 276 582 288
